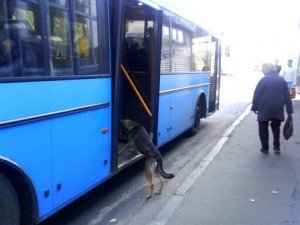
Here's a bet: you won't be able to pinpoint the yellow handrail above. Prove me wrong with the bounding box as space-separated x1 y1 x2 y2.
120 64 152 117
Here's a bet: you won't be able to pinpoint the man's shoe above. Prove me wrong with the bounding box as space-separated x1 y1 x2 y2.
260 148 269 154
274 147 281 153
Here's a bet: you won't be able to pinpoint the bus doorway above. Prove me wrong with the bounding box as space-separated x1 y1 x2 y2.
117 0 162 167
208 37 221 113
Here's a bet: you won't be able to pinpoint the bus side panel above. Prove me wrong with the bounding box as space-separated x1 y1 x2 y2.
0 121 53 217
157 94 171 146
159 73 210 90
0 79 110 122
168 88 195 138
0 78 112 218
157 73 210 146
52 106 111 208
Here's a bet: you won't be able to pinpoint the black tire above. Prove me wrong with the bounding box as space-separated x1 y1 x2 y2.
188 101 201 136
0 173 20 225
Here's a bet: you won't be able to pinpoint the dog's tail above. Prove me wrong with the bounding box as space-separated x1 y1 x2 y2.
154 154 174 179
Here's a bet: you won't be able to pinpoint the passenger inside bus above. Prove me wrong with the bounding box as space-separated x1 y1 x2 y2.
0 3 42 77
0 8 14 70
0 20 14 67
126 40 147 71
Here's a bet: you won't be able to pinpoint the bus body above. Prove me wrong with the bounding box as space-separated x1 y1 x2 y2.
0 0 221 224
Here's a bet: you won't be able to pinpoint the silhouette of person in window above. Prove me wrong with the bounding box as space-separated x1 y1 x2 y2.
0 17 14 67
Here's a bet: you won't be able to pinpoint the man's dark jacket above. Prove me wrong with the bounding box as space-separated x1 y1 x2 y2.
251 71 293 122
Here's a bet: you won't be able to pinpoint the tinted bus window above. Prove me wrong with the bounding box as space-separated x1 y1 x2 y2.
160 25 171 73
0 0 109 79
160 17 195 74
171 27 193 72
0 0 44 77
49 5 73 74
192 36 211 71
75 0 89 14
75 0 99 71
0 1 11 77
49 0 67 6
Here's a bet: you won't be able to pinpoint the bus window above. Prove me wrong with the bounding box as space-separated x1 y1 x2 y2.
75 0 89 14
49 0 67 6
0 0 108 79
49 5 73 73
0 1 12 77
125 20 147 71
90 0 97 17
160 24 171 73
171 27 193 72
75 0 99 70
192 36 211 71
0 0 44 77
75 17 91 64
210 41 216 73
126 20 145 49
11 1 43 74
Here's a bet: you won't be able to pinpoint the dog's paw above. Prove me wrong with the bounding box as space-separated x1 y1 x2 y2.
129 149 139 155
155 191 162 195
146 195 152 199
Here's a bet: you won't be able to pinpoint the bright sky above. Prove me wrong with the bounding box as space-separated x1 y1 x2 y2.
152 0 300 68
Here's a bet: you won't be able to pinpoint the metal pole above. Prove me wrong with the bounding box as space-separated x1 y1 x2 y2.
120 64 153 117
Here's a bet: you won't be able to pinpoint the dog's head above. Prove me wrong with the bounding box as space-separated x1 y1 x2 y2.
120 119 138 130
120 119 140 135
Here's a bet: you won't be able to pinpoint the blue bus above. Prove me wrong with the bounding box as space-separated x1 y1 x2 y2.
0 0 221 224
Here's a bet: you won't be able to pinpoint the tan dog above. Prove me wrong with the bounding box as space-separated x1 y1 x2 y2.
120 119 174 199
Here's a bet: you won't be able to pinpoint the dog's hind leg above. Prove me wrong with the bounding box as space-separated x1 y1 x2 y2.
155 169 164 195
145 172 154 199
145 158 154 199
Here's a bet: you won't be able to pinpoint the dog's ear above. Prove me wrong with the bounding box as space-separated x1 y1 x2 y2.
119 120 129 136
120 119 128 127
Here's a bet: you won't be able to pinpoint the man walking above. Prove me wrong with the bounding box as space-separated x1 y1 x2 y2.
282 59 297 93
251 63 293 154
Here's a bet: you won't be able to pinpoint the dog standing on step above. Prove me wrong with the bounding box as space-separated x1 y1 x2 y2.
120 119 174 199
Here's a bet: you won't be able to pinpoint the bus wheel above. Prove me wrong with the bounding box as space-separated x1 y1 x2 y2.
188 101 201 136
0 173 20 225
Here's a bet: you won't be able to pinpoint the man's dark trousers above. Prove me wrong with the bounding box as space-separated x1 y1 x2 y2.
259 118 281 150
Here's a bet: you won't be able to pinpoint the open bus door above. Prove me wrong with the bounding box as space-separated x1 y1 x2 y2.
208 36 221 113
112 0 162 169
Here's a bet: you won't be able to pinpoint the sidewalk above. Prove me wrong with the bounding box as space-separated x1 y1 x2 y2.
154 98 300 225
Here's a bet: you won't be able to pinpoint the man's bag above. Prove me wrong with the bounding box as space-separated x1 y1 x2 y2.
291 87 296 98
283 114 293 140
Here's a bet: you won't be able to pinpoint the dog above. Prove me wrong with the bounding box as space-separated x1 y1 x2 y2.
120 119 174 199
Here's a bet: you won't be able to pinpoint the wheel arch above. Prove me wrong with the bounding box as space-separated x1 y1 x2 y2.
186 91 207 136
0 157 38 225
197 92 207 119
